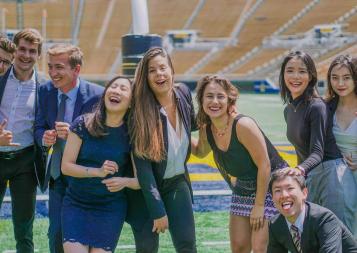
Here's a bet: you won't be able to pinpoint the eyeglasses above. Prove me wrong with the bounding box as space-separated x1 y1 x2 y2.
0 58 11 67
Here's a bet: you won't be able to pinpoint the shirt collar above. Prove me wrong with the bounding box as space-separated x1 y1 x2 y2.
9 66 36 83
285 204 306 234
57 78 80 101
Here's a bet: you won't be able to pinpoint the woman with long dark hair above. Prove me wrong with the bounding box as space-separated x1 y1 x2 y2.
326 55 357 233
192 75 287 253
129 47 197 253
279 51 353 230
61 76 139 253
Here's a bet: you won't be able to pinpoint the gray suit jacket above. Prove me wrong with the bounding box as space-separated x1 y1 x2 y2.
268 202 357 253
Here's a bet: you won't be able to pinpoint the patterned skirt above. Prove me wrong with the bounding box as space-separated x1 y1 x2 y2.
230 192 278 219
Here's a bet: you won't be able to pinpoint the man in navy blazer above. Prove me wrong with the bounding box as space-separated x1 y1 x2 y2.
268 169 357 253
34 44 103 253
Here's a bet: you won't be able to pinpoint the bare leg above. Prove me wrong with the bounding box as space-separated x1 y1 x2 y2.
229 214 251 253
63 242 89 253
251 220 268 253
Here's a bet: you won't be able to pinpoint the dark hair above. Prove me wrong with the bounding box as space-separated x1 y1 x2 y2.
279 51 319 104
326 54 357 101
85 76 132 137
269 169 306 193
195 75 239 128
130 47 175 162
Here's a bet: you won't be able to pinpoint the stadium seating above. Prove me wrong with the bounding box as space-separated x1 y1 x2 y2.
0 0 356 79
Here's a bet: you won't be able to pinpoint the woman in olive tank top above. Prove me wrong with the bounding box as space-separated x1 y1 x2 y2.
192 75 288 253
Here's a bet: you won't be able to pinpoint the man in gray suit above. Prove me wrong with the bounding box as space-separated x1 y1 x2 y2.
268 169 357 253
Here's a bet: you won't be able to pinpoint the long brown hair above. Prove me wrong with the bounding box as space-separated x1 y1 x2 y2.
129 47 174 162
85 76 132 137
326 54 357 101
195 75 239 128
279 51 319 104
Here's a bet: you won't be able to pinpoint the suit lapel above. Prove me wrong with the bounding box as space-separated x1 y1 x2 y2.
72 79 86 121
301 203 310 253
0 66 12 105
278 216 299 253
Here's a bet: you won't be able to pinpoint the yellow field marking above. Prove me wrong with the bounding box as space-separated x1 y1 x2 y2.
189 173 223 181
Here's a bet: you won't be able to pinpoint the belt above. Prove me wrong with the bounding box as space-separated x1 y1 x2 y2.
0 145 34 160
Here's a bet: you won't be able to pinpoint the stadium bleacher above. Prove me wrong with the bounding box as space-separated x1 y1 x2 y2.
1 0 356 81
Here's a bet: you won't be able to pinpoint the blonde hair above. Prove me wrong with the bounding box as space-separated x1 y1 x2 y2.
47 44 83 68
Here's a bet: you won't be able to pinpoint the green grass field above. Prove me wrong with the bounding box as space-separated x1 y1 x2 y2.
0 212 230 253
0 93 289 253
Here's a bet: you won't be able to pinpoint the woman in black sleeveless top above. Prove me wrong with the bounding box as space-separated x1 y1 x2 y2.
192 75 288 253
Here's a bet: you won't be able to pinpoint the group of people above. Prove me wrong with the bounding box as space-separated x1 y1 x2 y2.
0 27 356 253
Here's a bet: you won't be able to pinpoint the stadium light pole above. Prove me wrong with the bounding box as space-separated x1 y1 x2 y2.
121 0 162 77
131 0 149 34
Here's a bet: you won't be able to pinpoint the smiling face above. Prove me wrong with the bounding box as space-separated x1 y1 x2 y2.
13 38 40 74
284 57 311 99
48 53 79 93
202 81 229 120
330 65 356 98
147 55 173 97
104 78 132 114
272 176 308 223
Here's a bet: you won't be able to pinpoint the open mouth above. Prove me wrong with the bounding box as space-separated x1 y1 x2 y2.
289 82 303 88
281 201 293 210
208 106 221 112
109 96 121 104
20 58 32 64
155 80 166 86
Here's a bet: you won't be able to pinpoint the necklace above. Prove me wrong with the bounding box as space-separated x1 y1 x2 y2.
290 100 303 112
213 117 230 137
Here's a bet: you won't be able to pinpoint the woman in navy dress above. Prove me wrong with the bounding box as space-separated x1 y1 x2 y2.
61 76 139 253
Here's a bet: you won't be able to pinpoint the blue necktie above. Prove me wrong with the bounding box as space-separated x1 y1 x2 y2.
50 94 68 180
290 224 302 253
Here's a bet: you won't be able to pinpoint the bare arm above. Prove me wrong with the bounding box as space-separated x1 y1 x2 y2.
61 131 117 178
237 117 271 231
191 126 211 158
101 152 141 191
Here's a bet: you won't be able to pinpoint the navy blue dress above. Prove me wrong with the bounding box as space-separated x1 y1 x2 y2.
61 115 130 252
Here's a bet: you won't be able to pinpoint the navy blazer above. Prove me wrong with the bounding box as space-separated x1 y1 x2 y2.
34 79 103 191
132 83 197 220
268 202 357 253
0 66 47 191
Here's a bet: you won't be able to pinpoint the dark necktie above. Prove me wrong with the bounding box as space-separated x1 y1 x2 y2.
50 93 68 180
290 224 302 253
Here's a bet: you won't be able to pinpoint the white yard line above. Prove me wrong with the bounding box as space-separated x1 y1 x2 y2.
3 190 231 203
2 241 230 252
